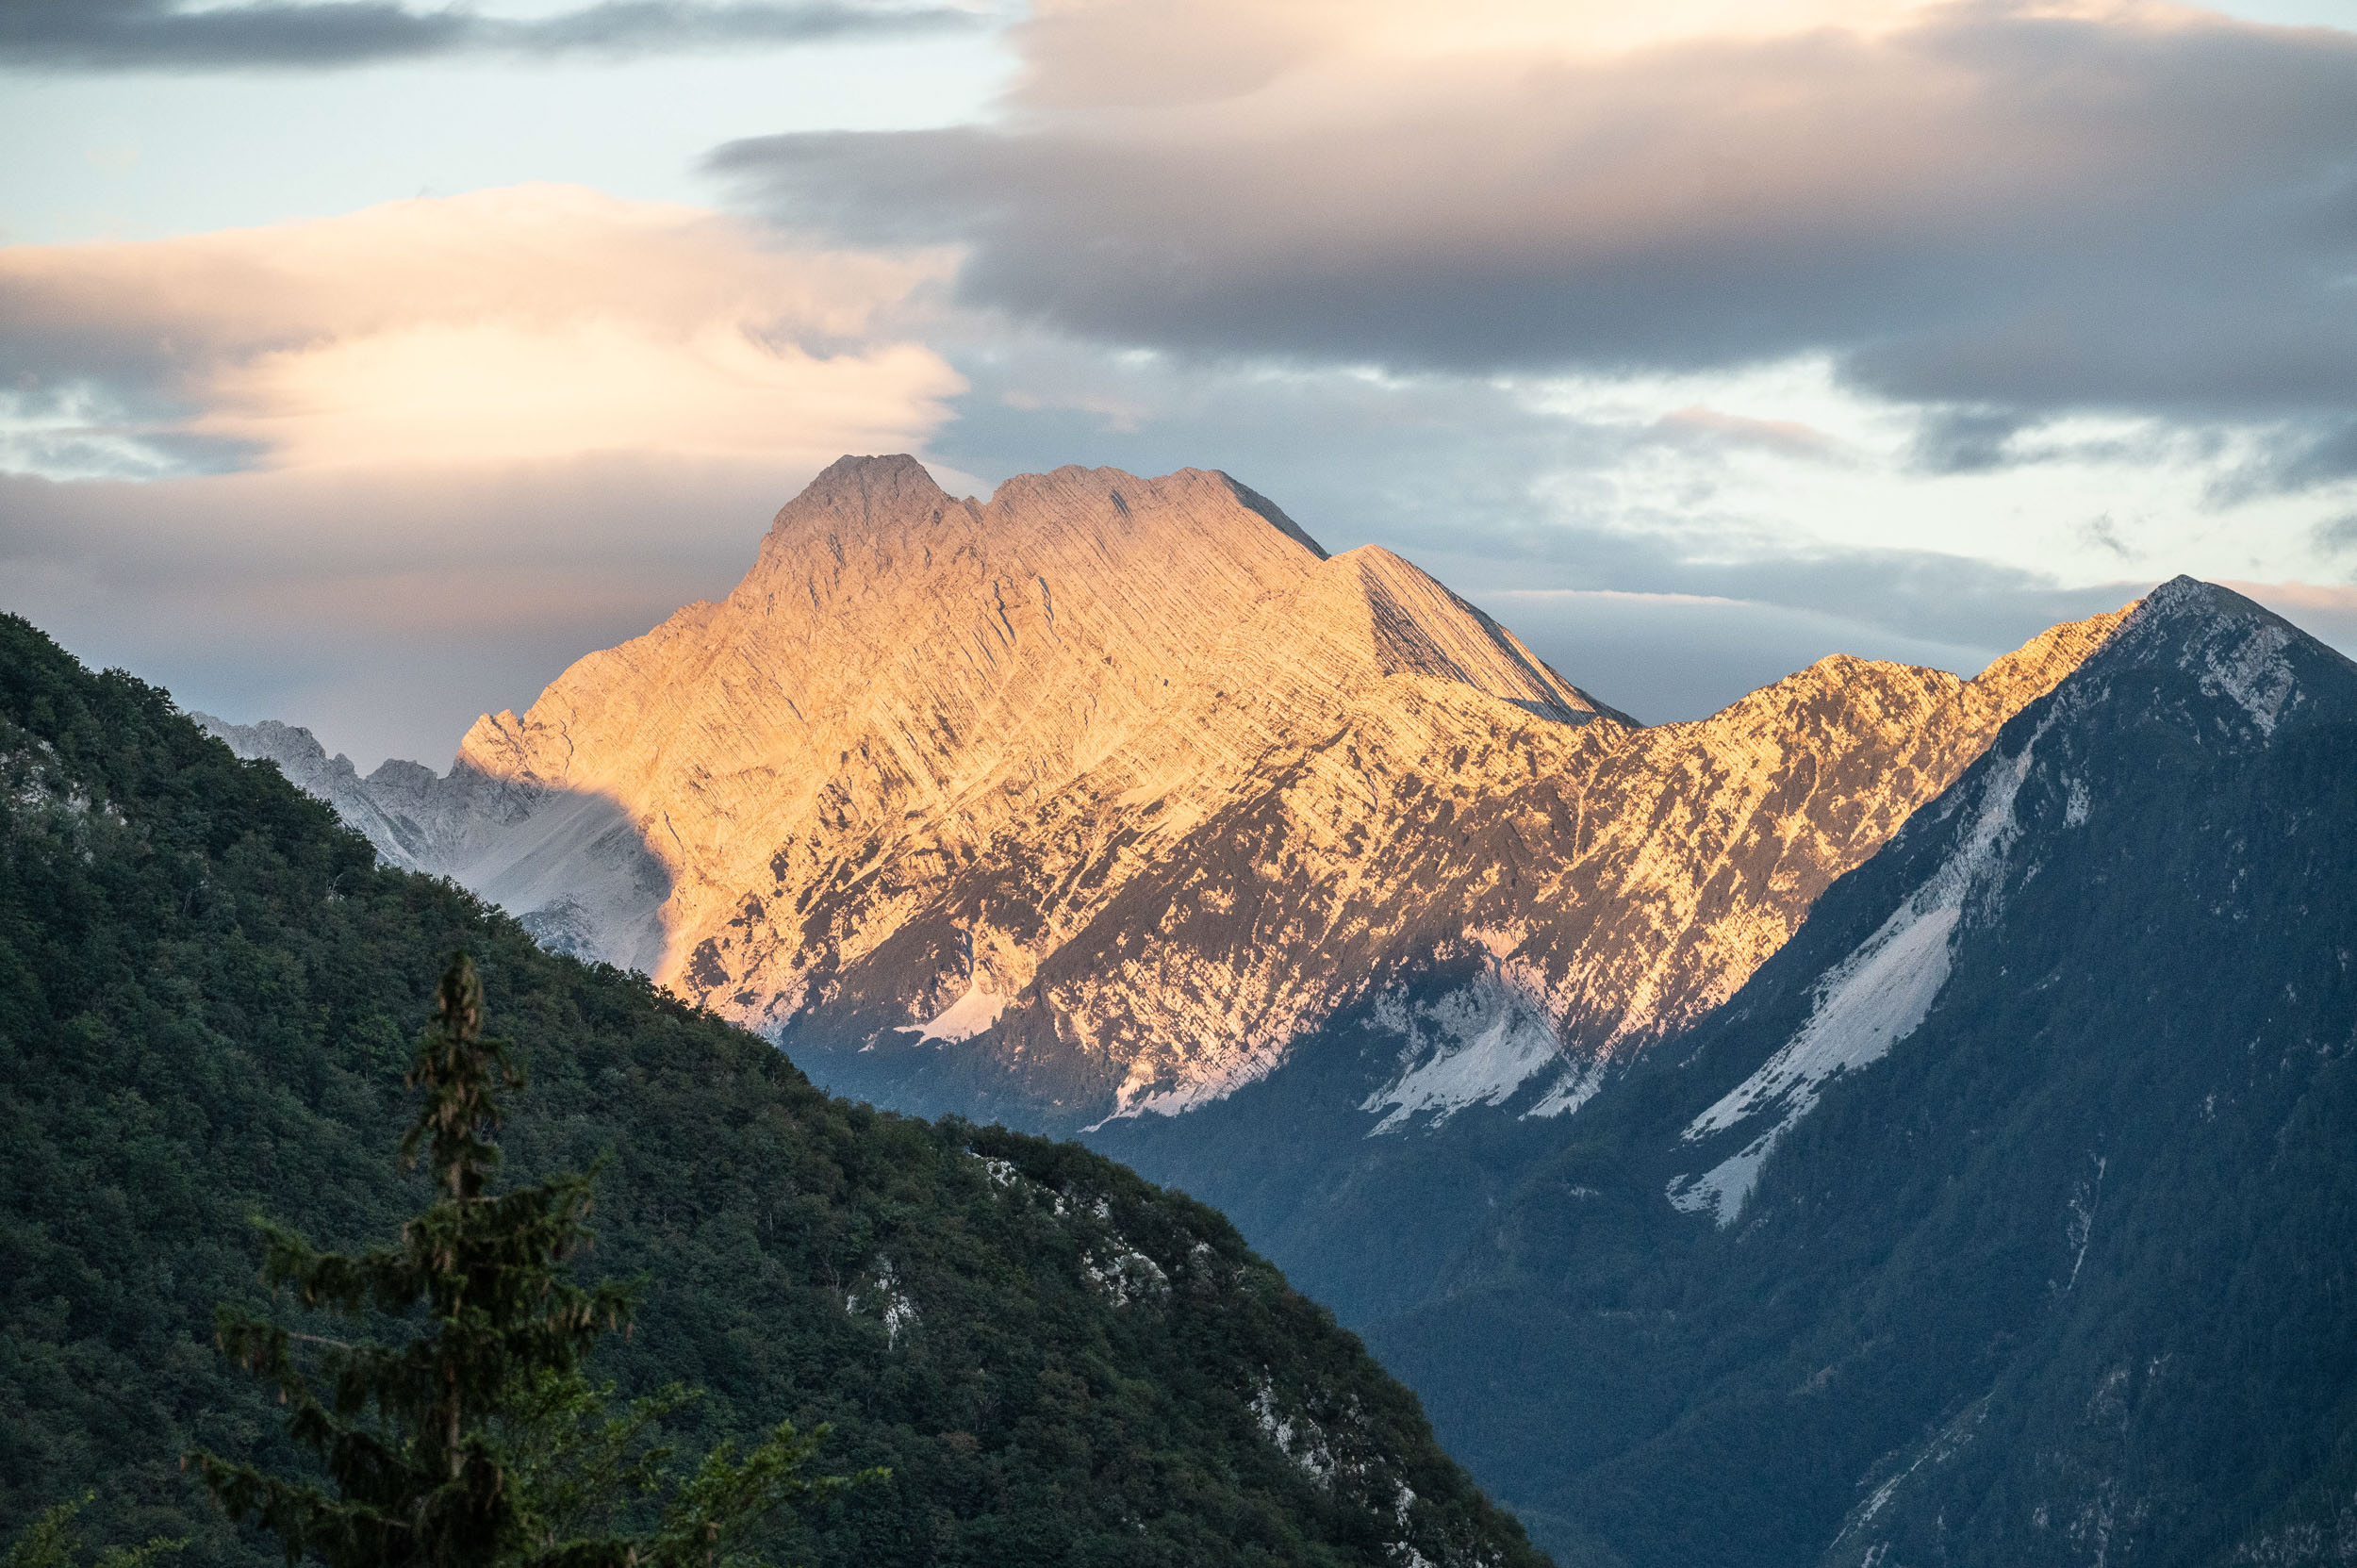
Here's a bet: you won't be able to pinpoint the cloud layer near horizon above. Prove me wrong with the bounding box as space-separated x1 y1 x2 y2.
0 185 979 764
1 454 814 767
0 184 964 475
0 0 979 72
717 0 2357 468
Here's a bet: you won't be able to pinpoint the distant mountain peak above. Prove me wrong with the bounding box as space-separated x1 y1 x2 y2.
2083 572 2354 741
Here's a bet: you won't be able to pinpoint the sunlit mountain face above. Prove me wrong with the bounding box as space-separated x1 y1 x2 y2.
15 4 2357 1565
204 458 2357 1566
206 454 2124 1135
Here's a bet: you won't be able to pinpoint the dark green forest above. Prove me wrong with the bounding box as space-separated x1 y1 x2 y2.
0 613 1543 1568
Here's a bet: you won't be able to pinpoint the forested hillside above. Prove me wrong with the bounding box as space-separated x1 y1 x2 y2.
0 613 1542 1568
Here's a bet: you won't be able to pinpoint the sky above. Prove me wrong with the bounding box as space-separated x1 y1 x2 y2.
5 0 2357 767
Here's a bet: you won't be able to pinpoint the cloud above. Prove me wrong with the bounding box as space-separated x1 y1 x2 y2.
1475 588 2026 722
1652 405 1847 462
0 185 977 764
0 184 964 474
712 0 2357 446
0 454 820 767
0 0 980 72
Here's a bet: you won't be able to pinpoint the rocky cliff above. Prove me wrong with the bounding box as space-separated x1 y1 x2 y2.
211 454 2127 1131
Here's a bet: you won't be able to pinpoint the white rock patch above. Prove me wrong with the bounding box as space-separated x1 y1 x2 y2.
895 981 1012 1044
1083 1246 1170 1308
1250 1378 1338 1487
1362 952 1577 1133
848 1257 919 1346
2186 615 2296 735
1671 715 2052 1225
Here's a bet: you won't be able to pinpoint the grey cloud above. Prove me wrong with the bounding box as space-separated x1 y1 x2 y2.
2258 420 2357 491
1478 592 1997 725
2316 514 2357 557
0 0 973 72
1907 406 2031 475
713 8 2357 449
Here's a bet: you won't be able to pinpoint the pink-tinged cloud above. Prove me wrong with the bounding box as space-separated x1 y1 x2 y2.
1007 0 1973 109
0 184 964 474
0 453 849 767
1653 405 1848 460
2226 581 2357 651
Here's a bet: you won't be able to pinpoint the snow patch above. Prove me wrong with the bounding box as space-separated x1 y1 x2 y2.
1361 947 1586 1133
895 980 1011 1044
1832 1397 1990 1560
1669 718 2052 1224
2065 1152 2107 1292
1686 901 1961 1147
1668 1130 1786 1224
1526 1057 1608 1120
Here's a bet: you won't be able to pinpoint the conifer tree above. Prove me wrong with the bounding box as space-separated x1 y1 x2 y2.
190 955 860 1568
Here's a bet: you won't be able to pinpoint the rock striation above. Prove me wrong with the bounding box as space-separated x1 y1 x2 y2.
213 454 2128 1131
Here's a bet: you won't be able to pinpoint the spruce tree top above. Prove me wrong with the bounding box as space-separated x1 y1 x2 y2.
191 954 632 1568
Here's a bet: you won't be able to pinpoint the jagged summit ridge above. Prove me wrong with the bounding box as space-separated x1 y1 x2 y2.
210 455 2142 1128
307 457 1611 1029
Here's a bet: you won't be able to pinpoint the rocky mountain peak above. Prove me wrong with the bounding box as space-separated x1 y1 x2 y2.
2071 572 2355 741
769 451 957 530
206 458 2159 1134
1309 545 1624 724
404 457 1588 1015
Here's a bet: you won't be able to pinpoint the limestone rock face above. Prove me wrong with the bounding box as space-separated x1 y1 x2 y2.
191 714 670 972
214 454 2129 1130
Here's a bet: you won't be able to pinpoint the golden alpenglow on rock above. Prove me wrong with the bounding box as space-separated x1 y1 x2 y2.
206 454 2129 1131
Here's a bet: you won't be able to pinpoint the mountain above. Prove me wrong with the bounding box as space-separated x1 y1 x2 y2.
1355 578 2357 1566
0 613 1544 1568
204 454 2126 1143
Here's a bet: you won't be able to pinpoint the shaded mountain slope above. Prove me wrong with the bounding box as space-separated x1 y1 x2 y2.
0 613 1543 1568
1357 579 2357 1567
206 456 2125 1136
1077 611 2126 1325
